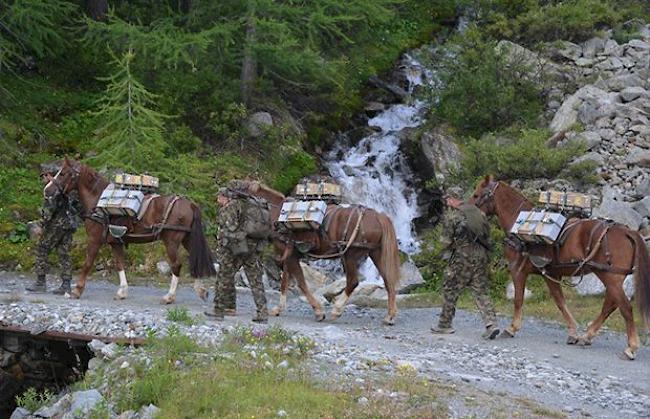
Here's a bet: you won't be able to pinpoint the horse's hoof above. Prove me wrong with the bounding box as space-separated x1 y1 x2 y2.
196 287 208 302
315 313 326 322
618 348 636 361
270 307 282 317
577 336 592 347
160 295 175 305
382 317 395 326
499 329 515 339
70 288 82 299
114 294 126 301
329 312 341 321
566 335 579 345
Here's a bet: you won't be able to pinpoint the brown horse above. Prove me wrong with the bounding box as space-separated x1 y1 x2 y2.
243 181 401 325
43 157 215 303
470 175 650 360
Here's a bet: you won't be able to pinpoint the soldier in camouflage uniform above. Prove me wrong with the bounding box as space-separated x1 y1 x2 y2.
26 163 82 295
204 181 269 323
431 187 500 340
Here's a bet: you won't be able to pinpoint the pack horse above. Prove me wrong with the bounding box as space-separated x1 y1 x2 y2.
43 158 215 303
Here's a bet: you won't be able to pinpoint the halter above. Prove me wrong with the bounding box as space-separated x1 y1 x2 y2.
474 181 500 209
45 165 80 197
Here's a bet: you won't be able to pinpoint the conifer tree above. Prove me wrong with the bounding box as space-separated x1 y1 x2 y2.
89 48 169 173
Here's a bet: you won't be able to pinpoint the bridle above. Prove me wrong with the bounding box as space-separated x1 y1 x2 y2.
474 181 500 211
45 165 80 198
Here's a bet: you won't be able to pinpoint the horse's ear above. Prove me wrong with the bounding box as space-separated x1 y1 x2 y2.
481 175 491 186
63 156 70 166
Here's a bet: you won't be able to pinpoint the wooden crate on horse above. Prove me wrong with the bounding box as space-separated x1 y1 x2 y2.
510 210 567 245
538 190 593 217
96 184 145 218
293 181 342 204
276 200 328 231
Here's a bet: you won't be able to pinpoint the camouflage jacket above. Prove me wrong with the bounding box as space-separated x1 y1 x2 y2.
41 191 82 231
440 203 491 256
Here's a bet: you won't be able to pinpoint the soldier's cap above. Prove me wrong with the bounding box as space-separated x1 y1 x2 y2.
443 186 464 200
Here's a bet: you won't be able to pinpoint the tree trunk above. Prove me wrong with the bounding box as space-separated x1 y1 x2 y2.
240 3 257 107
86 0 108 21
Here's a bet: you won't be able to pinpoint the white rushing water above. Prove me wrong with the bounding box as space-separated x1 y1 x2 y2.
323 55 430 281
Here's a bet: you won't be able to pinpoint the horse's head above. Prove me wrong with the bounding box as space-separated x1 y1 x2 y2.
469 175 499 215
43 157 81 199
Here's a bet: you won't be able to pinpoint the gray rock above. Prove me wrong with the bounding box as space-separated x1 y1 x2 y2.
88 339 106 355
397 260 424 293
593 186 643 229
9 408 30 419
139 404 161 419
100 343 119 359
550 85 610 132
635 178 650 198
156 260 171 276
577 100 601 125
571 152 605 166
603 39 621 55
628 39 650 50
633 197 650 218
67 390 103 418
620 86 647 103
576 131 602 150
599 128 616 141
33 394 71 418
582 37 605 59
419 125 462 183
117 411 137 419
322 325 347 340
245 112 273 138
574 273 604 296
597 57 623 71
625 148 650 167
630 125 650 136
604 74 644 92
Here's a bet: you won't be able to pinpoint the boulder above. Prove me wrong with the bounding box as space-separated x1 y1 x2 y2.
603 73 644 92
581 37 605 59
9 408 30 419
575 273 635 298
571 152 605 167
139 404 161 419
575 131 602 150
65 390 103 419
633 197 650 218
628 39 650 50
624 148 650 167
397 260 424 293
551 41 583 62
549 85 611 133
299 262 334 291
620 86 647 103
635 178 650 198
419 126 462 183
245 112 273 138
35 394 72 418
593 186 643 230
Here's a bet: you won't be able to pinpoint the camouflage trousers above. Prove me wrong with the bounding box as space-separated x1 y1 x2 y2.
437 247 496 329
35 227 74 280
213 245 268 319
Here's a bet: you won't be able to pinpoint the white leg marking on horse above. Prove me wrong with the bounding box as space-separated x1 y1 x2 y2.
332 292 350 317
271 292 287 316
161 274 178 304
115 270 128 299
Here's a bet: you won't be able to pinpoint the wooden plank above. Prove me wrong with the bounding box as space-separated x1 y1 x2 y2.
0 324 145 346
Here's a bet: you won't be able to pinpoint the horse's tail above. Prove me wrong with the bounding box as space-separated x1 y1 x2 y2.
378 214 401 290
188 205 216 278
631 232 650 327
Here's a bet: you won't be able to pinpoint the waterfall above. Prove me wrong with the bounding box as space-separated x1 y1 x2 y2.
322 55 430 282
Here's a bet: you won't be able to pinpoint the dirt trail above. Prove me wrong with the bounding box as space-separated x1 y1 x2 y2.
1 272 649 418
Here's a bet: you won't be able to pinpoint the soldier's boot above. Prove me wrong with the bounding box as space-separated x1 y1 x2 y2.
26 275 47 292
204 307 224 321
252 306 269 324
52 277 71 295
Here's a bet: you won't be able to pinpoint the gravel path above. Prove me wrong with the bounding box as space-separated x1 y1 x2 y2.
1 271 649 418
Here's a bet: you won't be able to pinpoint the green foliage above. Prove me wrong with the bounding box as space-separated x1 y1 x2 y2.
15 387 56 412
166 306 197 326
0 0 78 71
464 0 650 45
411 225 447 292
88 49 170 173
433 27 543 136
460 129 584 182
562 160 599 186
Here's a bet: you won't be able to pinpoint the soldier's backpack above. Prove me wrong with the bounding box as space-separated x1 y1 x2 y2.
241 197 272 240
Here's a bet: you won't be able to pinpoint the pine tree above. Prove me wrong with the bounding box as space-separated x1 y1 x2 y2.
89 48 170 173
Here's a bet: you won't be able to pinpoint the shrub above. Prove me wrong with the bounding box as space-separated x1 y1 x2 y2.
432 27 543 137
460 128 584 182
15 387 56 413
166 306 197 326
